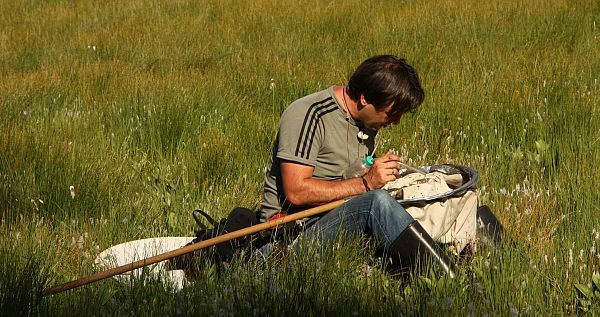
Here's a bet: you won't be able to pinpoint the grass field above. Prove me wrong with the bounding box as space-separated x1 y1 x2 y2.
1 0 599 315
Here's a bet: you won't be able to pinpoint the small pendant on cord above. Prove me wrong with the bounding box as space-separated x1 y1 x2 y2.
357 131 369 141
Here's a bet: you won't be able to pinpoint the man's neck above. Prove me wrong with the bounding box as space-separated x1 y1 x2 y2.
334 86 359 121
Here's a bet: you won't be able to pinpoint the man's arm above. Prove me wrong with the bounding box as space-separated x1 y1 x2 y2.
281 152 401 206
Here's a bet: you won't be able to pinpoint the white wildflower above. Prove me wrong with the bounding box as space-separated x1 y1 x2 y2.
77 235 85 249
510 305 518 317
361 264 372 276
568 249 573 268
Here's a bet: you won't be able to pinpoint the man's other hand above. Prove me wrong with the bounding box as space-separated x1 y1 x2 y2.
363 151 400 189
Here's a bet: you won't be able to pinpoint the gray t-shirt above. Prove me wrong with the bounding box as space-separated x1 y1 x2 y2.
260 87 376 222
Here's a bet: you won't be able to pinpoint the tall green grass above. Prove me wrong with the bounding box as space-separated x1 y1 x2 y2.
0 0 598 315
0 251 49 316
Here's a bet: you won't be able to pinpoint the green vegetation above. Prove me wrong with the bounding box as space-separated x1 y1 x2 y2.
1 0 598 315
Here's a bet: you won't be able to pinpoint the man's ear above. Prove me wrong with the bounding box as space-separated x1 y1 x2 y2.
359 94 368 110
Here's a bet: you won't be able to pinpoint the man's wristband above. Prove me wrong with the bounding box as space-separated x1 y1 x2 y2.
360 176 371 192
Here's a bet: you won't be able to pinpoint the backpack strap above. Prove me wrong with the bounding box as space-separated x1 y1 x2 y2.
192 209 219 231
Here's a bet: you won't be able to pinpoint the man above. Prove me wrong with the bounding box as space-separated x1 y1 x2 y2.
261 55 456 276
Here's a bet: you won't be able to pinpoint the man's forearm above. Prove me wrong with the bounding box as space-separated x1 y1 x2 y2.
285 177 368 206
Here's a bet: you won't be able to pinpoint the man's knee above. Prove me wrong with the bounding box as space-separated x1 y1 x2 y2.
367 189 412 219
366 189 397 206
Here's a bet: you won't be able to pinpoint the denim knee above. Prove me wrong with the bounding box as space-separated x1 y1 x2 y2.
367 189 398 205
367 190 414 226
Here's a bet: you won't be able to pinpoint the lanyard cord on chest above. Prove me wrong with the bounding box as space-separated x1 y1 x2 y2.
341 88 369 164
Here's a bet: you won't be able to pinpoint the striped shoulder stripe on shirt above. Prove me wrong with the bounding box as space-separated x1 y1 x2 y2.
294 97 338 159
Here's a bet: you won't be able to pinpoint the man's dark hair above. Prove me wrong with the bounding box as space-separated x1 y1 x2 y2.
347 55 424 117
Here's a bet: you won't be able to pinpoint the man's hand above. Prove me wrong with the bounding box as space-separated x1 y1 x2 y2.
362 151 401 190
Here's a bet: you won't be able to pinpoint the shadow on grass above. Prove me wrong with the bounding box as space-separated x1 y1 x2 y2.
0 251 49 316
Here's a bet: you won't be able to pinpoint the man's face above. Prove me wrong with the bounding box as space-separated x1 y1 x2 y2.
357 97 402 131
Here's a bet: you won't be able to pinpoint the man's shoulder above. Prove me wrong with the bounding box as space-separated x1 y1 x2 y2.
282 87 338 118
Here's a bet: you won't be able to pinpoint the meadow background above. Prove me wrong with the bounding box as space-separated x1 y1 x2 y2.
1 0 598 315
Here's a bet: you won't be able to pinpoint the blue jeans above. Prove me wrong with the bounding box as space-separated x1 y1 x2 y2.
294 190 414 250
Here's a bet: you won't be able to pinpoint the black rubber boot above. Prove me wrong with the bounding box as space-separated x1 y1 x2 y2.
386 221 457 278
476 205 505 249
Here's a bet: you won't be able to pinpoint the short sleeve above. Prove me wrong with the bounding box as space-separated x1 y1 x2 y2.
276 96 338 166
